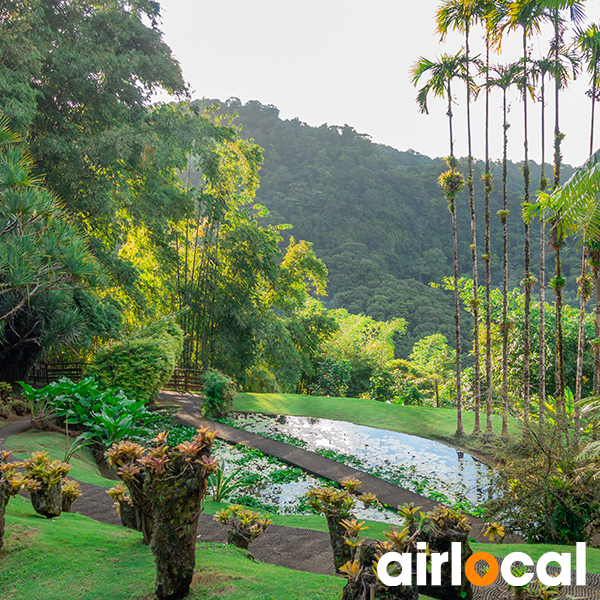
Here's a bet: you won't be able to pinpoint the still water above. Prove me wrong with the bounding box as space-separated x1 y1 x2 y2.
227 412 493 507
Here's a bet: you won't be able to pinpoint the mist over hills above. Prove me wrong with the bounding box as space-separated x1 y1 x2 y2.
191 97 579 359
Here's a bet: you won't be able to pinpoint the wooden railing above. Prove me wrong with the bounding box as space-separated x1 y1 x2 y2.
31 362 84 385
30 363 204 393
163 368 204 393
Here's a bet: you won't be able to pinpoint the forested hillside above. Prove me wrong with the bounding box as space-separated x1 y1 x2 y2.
192 98 579 358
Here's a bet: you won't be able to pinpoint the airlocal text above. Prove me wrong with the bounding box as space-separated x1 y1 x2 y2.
377 542 587 587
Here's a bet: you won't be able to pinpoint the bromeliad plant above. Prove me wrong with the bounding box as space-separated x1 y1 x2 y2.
22 451 73 518
106 428 219 600
214 504 272 550
0 450 37 549
306 478 379 573
339 503 473 600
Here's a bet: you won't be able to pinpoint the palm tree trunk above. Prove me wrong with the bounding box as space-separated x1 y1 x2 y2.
452 197 464 437
465 23 481 434
553 9 562 190
539 74 547 426
575 247 588 448
590 64 597 157
522 31 532 430
484 35 493 435
502 88 509 439
555 243 566 421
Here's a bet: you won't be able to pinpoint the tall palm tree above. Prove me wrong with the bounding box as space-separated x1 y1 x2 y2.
531 56 553 424
411 51 469 437
506 0 548 431
474 0 499 436
576 24 600 435
488 61 522 438
576 23 600 157
436 0 483 435
546 0 585 426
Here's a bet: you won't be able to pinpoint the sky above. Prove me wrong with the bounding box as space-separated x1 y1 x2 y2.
156 0 600 169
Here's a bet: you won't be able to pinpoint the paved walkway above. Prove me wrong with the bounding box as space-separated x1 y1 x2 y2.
157 390 488 539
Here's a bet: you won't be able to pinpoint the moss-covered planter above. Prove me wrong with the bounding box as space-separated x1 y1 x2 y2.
151 476 207 600
226 530 250 550
107 429 219 600
341 540 419 600
327 515 354 573
30 483 62 518
0 485 6 550
120 501 140 531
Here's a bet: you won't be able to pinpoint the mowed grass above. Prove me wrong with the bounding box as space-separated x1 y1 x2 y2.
234 392 521 449
4 430 395 538
6 430 114 489
1 496 345 600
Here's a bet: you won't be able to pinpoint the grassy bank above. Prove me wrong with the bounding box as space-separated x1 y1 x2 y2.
5 429 395 538
234 392 521 454
1 496 344 600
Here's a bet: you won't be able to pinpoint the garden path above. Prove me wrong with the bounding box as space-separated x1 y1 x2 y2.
157 391 488 538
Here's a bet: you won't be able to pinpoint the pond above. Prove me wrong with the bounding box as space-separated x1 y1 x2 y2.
225 412 493 510
210 439 399 524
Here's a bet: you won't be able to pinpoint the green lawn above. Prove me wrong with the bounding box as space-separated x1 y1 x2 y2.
4 429 395 538
0 496 345 600
6 430 114 489
234 392 521 452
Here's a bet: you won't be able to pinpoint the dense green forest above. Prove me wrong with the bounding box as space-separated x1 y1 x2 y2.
189 97 579 358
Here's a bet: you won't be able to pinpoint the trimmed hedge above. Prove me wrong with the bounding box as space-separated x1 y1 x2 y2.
86 316 183 403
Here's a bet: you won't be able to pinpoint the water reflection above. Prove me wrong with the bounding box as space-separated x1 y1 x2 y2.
227 412 492 507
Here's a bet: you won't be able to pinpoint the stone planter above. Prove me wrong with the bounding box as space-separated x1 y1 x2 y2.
31 483 62 518
120 501 140 531
227 530 250 550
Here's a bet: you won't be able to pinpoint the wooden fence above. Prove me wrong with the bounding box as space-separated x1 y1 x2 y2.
30 364 204 393
31 362 84 385
164 368 204 393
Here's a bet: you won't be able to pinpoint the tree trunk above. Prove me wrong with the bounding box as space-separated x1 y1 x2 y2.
575 247 588 448
539 75 547 425
555 244 566 423
451 198 463 437
484 35 493 436
326 515 354 573
151 478 206 600
522 30 531 432
465 25 481 435
502 89 510 439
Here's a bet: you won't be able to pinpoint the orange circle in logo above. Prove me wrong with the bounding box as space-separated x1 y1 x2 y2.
465 552 499 587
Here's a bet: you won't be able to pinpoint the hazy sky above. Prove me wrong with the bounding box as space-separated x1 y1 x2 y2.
156 0 600 168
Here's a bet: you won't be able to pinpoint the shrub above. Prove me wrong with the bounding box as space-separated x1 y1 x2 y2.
214 505 272 550
310 358 352 397
86 315 183 403
245 366 281 393
106 428 219 599
368 369 396 402
0 382 11 403
202 371 236 419
485 431 600 544
19 378 162 449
